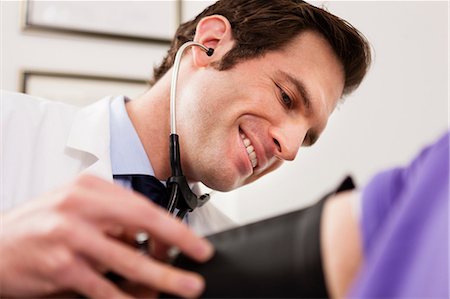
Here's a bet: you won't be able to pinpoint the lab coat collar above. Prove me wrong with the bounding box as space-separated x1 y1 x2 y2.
66 96 114 181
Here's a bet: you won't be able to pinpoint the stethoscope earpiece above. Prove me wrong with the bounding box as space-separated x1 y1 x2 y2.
206 47 214 57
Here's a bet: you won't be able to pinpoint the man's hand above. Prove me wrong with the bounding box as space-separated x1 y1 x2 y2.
0 174 213 298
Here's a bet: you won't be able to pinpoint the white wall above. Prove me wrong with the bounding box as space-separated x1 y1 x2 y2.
2 1 448 224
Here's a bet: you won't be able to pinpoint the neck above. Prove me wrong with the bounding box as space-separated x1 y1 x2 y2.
126 74 172 181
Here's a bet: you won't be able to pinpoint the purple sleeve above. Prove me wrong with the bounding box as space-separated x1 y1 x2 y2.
352 132 449 298
360 167 405 256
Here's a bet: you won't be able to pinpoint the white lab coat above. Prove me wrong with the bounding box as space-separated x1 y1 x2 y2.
1 91 236 236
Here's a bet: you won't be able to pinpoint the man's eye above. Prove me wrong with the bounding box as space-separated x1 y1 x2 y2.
280 89 294 109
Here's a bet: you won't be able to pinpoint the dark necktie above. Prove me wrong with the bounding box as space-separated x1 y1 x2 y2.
113 174 169 209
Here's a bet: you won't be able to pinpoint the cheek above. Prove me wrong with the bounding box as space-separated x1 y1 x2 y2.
181 87 231 123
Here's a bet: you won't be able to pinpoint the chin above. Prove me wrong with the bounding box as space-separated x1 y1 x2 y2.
201 170 244 192
202 179 240 192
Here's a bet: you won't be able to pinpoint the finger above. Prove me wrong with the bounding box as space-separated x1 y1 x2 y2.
104 223 125 238
66 175 213 262
57 258 133 299
69 222 205 298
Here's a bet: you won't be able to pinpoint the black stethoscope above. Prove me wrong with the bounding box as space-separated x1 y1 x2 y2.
166 41 215 219
135 42 215 252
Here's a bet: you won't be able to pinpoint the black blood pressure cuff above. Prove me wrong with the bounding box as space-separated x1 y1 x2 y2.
162 176 355 298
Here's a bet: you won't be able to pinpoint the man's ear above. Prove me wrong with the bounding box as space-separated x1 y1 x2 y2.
192 15 234 68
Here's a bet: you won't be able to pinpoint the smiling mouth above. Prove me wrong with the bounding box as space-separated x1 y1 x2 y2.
240 130 258 168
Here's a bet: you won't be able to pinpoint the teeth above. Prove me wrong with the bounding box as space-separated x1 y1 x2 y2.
248 151 256 159
240 131 258 168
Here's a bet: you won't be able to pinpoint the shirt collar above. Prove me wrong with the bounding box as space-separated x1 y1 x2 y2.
109 96 154 176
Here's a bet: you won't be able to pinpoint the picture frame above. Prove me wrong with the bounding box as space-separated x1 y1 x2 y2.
21 71 149 107
22 0 180 43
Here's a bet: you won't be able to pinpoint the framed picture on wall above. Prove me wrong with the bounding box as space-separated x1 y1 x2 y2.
21 71 149 107
22 0 180 43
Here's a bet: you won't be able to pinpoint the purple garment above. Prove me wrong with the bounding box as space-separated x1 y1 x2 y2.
351 132 449 298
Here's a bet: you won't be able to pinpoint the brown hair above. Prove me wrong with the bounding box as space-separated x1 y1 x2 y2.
152 0 371 96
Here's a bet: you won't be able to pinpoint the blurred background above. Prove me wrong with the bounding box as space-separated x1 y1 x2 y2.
1 1 448 224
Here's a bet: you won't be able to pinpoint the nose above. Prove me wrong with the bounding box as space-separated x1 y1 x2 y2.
270 122 307 161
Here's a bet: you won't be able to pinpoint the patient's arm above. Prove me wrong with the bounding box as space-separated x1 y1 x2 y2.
164 179 364 298
321 191 363 298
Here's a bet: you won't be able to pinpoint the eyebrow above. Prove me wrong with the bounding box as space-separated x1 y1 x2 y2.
276 70 319 146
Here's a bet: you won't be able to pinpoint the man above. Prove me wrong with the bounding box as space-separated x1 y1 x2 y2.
0 0 370 298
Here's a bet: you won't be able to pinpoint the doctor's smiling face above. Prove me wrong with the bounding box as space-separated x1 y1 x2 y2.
140 1 371 192
175 16 345 191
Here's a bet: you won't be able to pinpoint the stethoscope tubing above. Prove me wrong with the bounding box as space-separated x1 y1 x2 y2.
134 42 214 254
170 41 212 135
